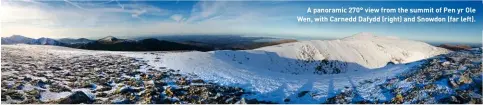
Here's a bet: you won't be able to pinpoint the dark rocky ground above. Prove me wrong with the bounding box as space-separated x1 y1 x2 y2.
322 49 482 104
0 46 272 104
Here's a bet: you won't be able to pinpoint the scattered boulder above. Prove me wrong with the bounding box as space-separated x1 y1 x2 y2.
58 91 95 104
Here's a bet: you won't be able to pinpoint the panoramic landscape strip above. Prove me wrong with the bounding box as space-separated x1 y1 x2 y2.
1 0 482 104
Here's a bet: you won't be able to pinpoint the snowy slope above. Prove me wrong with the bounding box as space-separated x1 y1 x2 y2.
118 33 450 103
123 47 427 103
252 32 449 74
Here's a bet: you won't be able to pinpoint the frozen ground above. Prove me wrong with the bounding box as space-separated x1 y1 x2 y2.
122 50 426 103
1 45 262 104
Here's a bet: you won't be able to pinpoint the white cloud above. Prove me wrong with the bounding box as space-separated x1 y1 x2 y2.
1 1 170 25
0 1 313 39
186 1 230 23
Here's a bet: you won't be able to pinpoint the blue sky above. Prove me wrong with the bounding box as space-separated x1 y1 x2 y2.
1 0 482 44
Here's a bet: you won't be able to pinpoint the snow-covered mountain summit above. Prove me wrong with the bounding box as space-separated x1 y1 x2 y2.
1 35 36 44
95 36 136 44
98 36 119 42
251 32 449 74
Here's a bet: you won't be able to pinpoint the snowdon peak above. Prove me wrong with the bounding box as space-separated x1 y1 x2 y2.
8 35 31 39
99 36 119 42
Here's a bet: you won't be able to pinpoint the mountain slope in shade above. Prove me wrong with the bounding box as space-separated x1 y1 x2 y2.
58 38 94 44
136 35 299 50
78 37 213 51
35 37 66 45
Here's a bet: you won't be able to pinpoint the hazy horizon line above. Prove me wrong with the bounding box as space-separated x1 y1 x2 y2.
2 34 481 46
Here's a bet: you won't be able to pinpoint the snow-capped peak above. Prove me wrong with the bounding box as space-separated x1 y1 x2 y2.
95 36 134 44
98 36 119 42
5 35 34 40
251 33 449 74
9 34 29 38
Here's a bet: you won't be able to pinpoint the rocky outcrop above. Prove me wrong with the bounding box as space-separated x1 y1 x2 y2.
58 91 94 104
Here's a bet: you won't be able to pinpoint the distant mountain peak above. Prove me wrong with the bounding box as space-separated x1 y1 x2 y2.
10 34 26 37
2 35 34 42
95 36 133 44
98 36 119 42
2 35 65 45
78 38 89 40
6 35 31 39
10 34 22 37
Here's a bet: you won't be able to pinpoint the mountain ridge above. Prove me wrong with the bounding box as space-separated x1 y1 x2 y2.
78 37 213 51
238 32 451 74
1 35 66 45
58 38 94 44
1 35 298 51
